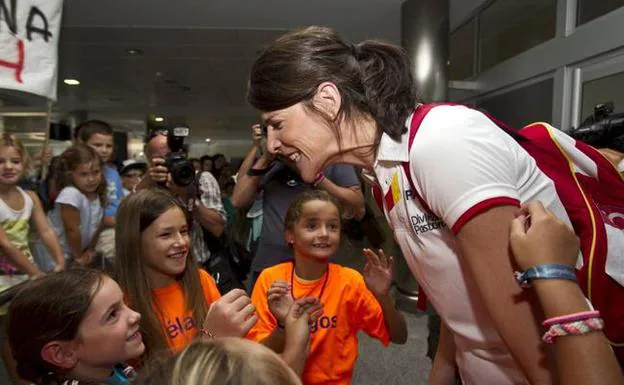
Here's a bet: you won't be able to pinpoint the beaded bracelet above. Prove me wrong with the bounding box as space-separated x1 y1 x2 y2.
542 317 604 344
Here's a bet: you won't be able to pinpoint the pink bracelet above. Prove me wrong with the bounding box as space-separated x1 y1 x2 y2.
543 310 600 328
542 317 604 344
313 172 326 187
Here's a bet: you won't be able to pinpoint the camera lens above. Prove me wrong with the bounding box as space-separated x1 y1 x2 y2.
171 161 195 186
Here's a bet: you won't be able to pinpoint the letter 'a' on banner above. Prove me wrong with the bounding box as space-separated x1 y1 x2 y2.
0 0 63 101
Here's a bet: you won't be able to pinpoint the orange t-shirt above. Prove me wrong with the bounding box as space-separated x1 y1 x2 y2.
152 268 221 353
247 262 390 385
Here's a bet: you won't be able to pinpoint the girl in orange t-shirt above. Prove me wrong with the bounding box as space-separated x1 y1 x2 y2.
115 189 258 361
248 190 407 385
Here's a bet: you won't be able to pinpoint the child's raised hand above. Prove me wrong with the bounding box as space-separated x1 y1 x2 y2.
203 289 258 338
363 248 394 297
268 280 293 326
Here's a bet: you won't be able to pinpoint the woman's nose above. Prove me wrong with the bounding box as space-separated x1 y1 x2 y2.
266 128 282 154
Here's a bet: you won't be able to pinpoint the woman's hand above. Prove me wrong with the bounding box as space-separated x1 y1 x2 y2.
202 289 258 338
509 201 580 271
363 248 394 297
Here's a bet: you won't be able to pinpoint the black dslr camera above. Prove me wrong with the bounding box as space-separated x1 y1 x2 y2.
162 127 196 186
569 102 624 152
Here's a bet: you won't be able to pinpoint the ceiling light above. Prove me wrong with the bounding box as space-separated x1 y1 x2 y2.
126 48 143 55
63 79 80 86
154 117 164 122
205 138 211 143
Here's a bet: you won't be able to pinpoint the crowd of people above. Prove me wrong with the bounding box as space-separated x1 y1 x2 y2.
0 25 623 385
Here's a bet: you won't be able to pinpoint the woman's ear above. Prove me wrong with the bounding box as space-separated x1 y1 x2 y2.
285 230 294 245
40 341 78 370
312 82 342 120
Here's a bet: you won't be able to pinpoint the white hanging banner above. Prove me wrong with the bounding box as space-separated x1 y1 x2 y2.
0 0 63 101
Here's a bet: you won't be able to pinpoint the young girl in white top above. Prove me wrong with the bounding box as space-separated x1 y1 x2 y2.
34 144 106 269
0 134 65 385
0 134 63 285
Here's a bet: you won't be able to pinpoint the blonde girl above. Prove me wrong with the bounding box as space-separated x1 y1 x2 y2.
0 134 64 385
0 134 63 281
139 338 301 385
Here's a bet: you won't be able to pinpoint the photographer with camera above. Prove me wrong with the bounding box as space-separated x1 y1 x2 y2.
135 128 226 261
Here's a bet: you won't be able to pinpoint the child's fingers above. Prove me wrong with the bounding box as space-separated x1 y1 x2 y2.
270 280 289 289
510 214 528 238
268 293 285 302
240 314 259 335
363 248 381 266
237 303 257 321
221 288 249 303
309 306 323 322
267 286 289 297
363 262 372 276
522 201 548 219
378 249 390 268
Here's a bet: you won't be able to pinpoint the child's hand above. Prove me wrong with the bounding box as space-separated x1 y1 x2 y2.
510 201 580 271
203 289 258 338
76 249 96 266
283 297 322 371
363 248 394 297
52 263 65 273
268 280 293 326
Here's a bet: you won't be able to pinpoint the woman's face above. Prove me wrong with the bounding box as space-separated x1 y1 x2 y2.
74 276 144 370
261 102 338 183
140 206 191 288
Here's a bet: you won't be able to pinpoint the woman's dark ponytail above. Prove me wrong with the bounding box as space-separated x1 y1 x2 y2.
356 40 418 140
248 26 418 142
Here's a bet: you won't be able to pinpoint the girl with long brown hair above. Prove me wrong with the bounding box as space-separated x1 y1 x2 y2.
114 189 258 361
8 269 144 385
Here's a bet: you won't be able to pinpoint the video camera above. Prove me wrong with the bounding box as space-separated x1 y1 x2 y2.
161 127 196 187
569 102 624 152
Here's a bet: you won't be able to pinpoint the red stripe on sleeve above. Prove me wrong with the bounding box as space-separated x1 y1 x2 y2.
451 197 520 235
